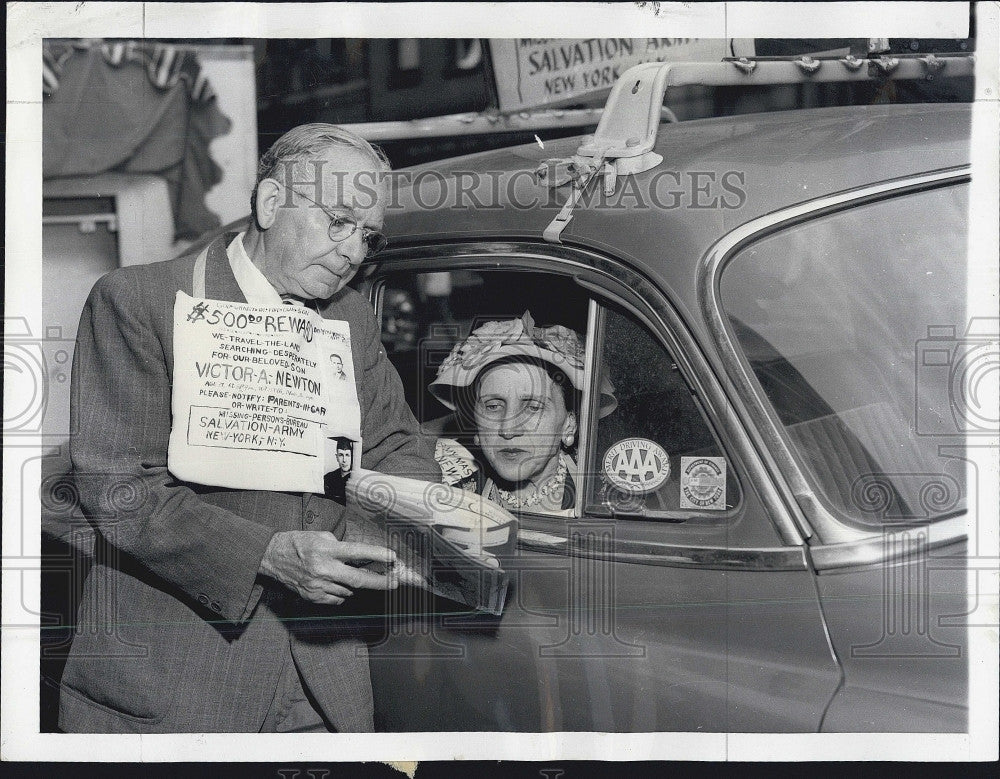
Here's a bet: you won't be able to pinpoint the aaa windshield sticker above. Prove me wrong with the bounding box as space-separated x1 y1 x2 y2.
603 438 671 493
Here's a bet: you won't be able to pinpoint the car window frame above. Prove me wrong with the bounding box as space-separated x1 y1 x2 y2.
369 259 745 526
359 242 811 572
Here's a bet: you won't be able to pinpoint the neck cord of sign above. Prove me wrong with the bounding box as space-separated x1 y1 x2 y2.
281 295 322 316
493 456 568 509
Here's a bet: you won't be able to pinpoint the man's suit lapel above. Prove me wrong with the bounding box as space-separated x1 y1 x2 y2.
203 233 248 304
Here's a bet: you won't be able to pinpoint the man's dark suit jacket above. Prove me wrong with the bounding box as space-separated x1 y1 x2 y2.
59 234 439 732
324 470 350 505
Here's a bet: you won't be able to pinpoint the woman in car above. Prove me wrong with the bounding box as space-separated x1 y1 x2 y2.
429 311 616 515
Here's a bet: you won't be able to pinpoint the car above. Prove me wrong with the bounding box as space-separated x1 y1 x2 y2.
36 56 978 735
347 58 976 732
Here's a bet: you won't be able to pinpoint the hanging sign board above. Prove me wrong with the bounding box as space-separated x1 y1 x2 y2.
489 38 753 112
168 292 361 493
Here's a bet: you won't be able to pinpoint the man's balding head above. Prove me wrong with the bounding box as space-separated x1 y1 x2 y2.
251 124 390 228
245 124 390 300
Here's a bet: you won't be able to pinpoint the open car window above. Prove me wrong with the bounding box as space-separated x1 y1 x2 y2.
375 268 590 518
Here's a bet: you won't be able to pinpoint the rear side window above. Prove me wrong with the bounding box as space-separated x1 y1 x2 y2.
719 184 969 525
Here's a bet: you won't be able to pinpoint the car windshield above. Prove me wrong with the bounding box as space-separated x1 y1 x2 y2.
719 184 969 526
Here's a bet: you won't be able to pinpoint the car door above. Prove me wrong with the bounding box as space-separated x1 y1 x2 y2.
358 248 843 732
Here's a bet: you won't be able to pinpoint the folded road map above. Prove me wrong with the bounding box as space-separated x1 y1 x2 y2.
346 470 517 615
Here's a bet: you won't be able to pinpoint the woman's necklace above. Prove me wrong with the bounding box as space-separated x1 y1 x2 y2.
494 459 568 509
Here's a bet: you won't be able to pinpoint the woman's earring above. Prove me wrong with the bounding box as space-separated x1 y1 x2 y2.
473 434 481 446
563 433 575 447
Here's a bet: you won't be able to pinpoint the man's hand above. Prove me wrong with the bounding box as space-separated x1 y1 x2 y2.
259 531 419 605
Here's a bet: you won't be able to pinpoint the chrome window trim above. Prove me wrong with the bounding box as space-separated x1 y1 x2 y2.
575 299 602 518
699 167 972 553
810 515 969 573
517 533 808 572
366 243 809 559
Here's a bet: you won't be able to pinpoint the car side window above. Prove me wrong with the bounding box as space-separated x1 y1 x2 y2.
372 268 592 518
586 306 741 517
370 268 740 521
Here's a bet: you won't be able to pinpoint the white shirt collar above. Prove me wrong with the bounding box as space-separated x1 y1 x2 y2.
226 232 284 306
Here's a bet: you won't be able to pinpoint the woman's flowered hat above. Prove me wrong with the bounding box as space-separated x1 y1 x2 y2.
430 311 617 417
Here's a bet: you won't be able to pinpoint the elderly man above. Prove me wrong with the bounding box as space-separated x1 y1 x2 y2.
60 124 439 733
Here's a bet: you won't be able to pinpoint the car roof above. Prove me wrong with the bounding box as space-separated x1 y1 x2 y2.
385 102 971 318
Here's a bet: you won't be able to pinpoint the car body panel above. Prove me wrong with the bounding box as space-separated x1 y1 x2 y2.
370 550 841 732
816 538 969 731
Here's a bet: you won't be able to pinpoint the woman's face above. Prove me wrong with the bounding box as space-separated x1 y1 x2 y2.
474 362 576 485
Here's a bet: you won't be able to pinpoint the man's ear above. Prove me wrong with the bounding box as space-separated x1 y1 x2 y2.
254 178 283 230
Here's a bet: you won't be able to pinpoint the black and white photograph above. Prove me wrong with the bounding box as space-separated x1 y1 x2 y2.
3 0 999 768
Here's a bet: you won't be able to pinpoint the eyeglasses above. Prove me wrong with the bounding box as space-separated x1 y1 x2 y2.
280 184 388 257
